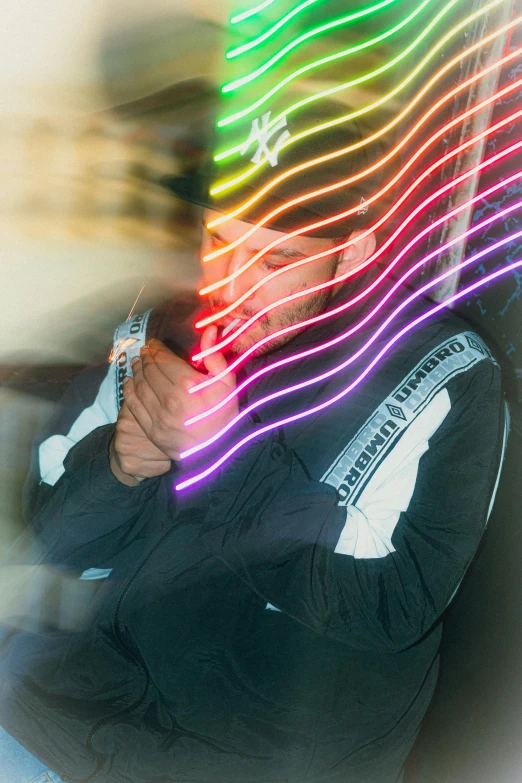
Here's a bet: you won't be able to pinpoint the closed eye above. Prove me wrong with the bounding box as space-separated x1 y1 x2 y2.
261 259 280 272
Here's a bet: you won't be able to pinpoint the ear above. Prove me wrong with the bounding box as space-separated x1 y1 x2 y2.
333 230 377 280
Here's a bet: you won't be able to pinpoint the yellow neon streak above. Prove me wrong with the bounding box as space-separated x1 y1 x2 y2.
230 0 277 25
207 17 521 230
212 0 501 191
219 0 440 118
227 0 400 61
198 79 522 310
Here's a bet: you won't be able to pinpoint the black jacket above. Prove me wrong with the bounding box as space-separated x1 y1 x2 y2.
0 277 507 783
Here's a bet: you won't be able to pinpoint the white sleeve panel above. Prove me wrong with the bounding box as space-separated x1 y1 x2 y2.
38 310 151 487
334 389 451 559
38 367 118 486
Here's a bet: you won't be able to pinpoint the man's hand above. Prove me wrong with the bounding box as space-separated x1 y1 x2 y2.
110 400 172 487
122 326 239 462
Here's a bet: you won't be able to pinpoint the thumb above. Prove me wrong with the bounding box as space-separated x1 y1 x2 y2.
199 325 236 388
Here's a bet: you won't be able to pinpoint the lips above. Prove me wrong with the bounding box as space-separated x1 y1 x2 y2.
217 313 251 327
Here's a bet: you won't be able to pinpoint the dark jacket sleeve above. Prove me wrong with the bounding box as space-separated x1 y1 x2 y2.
200 362 506 653
21 367 164 572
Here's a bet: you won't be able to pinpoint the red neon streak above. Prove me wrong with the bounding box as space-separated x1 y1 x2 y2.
206 47 522 242
197 81 522 322
186 186 522 423
193 125 522 365
175 254 522 491
192 160 522 390
183 220 522 457
209 30 522 229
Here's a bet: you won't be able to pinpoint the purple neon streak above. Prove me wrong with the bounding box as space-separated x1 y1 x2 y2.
186 174 522 428
192 127 522 380
180 219 522 461
176 253 522 491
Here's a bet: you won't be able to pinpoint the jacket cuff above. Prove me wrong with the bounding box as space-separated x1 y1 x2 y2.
63 424 161 507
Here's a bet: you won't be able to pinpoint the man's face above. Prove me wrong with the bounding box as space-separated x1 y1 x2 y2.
200 209 342 357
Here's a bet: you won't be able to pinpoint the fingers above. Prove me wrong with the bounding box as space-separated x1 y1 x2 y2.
199 325 236 390
143 339 191 385
122 376 153 433
131 355 163 410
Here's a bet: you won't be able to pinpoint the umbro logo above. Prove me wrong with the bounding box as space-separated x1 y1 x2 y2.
386 403 407 421
466 335 485 355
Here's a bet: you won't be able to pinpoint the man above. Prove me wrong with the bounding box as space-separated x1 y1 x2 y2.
0 103 507 783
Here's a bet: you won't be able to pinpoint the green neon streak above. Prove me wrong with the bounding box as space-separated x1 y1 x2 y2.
231 0 278 25
222 0 429 95
211 0 499 194
228 0 324 58
227 0 399 60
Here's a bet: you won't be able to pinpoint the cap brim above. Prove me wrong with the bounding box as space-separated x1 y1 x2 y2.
160 174 211 210
159 173 369 239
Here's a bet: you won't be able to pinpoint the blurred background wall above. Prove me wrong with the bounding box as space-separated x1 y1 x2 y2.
0 0 232 548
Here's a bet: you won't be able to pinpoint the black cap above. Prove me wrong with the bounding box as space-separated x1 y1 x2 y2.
161 100 389 238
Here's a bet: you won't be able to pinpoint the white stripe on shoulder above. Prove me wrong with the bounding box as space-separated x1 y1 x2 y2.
38 310 151 486
334 389 451 559
322 331 493 506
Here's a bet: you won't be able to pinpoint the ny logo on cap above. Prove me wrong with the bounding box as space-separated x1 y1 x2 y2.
240 112 290 167
357 197 368 216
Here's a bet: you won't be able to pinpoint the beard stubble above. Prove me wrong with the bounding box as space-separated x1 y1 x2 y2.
210 284 334 358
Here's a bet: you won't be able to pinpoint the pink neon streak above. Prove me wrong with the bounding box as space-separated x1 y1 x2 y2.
193 102 522 357
197 72 522 314
185 186 522 428
181 221 522 458
191 157 522 394
191 131 522 380
176 254 522 492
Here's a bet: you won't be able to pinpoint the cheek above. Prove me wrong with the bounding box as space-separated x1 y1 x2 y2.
265 263 333 300
304 260 337 285
259 275 296 306
200 258 228 287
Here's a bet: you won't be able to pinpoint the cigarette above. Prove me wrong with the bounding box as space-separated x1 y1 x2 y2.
221 317 242 338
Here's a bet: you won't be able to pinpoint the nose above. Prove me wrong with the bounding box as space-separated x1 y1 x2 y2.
221 246 256 308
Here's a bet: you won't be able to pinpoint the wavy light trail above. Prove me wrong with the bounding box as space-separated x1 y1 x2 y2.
203 69 522 263
220 0 454 127
196 104 522 341
212 0 501 183
231 0 278 25
227 0 399 60
223 0 423 94
208 38 522 228
193 131 522 360
176 254 522 491
184 223 522 454
188 179 522 411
